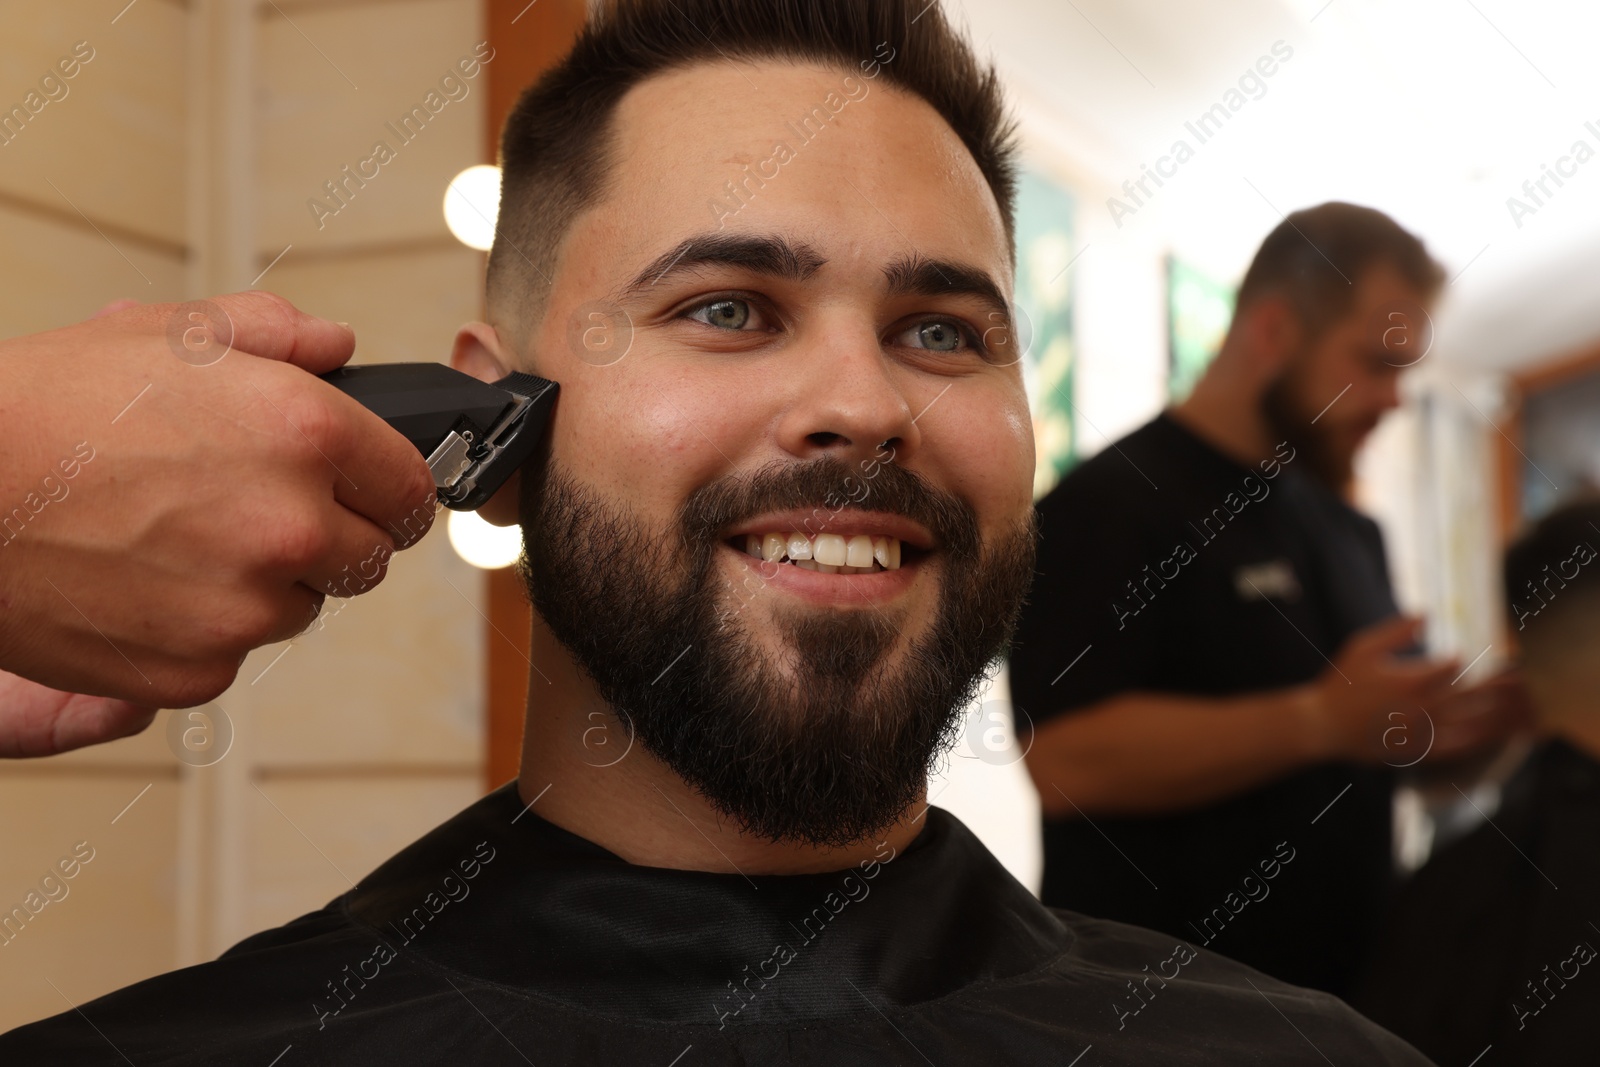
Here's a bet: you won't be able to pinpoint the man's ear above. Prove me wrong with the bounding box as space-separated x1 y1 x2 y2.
452 319 511 382
1239 296 1304 380
450 322 521 528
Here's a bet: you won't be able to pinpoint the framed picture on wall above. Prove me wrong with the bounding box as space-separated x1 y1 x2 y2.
1013 170 1078 499
1166 255 1234 403
1498 349 1600 535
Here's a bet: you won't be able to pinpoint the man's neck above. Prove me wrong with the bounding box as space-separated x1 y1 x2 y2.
1538 683 1600 763
512 624 927 875
1169 362 1276 469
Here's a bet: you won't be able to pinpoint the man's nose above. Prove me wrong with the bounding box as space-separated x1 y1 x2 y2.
773 323 922 466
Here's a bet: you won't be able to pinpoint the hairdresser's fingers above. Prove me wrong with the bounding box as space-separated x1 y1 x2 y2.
293 504 404 601
89 298 142 320
1342 614 1426 660
232 575 327 648
0 670 159 759
304 376 439 549
200 290 358 374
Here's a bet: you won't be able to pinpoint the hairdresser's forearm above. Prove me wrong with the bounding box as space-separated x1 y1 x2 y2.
1022 688 1326 818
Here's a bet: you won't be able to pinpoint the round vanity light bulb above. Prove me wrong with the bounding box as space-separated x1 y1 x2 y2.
447 507 523 570
443 164 501 251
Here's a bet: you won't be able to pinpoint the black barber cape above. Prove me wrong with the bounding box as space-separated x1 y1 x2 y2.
1 783 1430 1064
1009 413 1401 996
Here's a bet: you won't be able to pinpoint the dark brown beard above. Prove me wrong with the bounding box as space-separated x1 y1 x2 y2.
1263 365 1352 490
516 455 1037 847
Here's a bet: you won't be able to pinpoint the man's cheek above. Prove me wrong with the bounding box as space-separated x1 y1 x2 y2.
953 391 1035 511
578 392 731 536
623 381 750 479
549 380 661 485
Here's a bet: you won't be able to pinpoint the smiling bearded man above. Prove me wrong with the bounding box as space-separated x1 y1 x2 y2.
1 1 1436 1063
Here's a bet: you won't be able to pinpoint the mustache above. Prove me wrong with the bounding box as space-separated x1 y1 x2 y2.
678 456 981 561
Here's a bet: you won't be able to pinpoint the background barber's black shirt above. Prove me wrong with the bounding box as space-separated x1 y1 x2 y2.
1009 412 1400 995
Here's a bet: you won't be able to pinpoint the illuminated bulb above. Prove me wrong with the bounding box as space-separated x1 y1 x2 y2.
443 164 501 251
447 508 522 570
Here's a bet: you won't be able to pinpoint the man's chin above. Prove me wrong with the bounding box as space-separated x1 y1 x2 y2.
732 616 918 691
1322 430 1367 488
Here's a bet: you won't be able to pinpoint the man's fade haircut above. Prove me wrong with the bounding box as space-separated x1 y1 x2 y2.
487 0 1018 335
1234 201 1444 338
1503 497 1600 669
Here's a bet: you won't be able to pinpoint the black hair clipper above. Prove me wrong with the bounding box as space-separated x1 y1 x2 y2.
320 363 558 511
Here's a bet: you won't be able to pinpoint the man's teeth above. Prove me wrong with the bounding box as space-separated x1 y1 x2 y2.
743 532 902 571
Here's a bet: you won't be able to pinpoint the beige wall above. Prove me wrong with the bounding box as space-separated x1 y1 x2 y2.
0 0 490 1031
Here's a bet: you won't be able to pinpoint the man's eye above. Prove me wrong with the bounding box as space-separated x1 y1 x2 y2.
687 298 755 330
897 320 969 353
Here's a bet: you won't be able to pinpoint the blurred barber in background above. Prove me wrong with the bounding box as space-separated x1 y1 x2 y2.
1009 202 1527 996
1354 498 1600 1066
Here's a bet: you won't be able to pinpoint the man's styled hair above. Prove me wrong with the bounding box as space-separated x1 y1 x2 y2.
487 0 1018 331
1234 201 1444 337
1504 498 1600 670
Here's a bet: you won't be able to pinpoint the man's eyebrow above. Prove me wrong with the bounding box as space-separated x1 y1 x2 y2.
621 233 827 296
882 254 1010 323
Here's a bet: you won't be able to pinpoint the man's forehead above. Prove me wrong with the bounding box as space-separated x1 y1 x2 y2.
611 59 882 143
577 58 1012 290
1353 262 1426 304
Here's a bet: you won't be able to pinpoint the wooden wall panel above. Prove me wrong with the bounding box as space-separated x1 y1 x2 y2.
257 0 485 254
0 1 188 248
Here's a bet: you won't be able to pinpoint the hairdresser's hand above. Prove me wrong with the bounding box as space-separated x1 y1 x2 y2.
0 292 437 741
1418 666 1535 764
1302 615 1464 764
0 670 157 758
